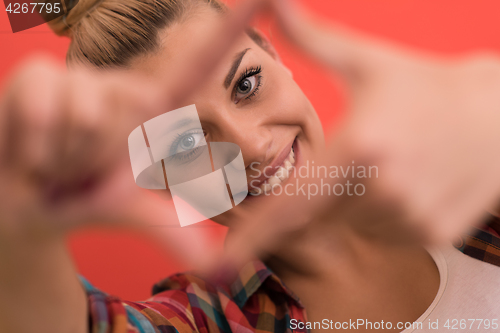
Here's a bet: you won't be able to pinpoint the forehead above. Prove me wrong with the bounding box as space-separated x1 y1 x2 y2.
129 7 258 79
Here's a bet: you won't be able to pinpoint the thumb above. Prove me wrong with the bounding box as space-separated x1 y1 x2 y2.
51 163 218 268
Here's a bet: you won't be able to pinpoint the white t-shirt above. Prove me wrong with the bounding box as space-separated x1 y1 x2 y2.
402 246 500 332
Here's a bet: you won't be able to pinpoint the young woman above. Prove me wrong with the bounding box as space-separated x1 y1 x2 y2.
1 0 500 332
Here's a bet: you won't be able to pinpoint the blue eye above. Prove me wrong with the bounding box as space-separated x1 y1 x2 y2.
236 76 255 95
169 129 205 162
179 134 197 151
233 66 262 104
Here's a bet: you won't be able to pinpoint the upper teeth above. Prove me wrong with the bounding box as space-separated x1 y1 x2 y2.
250 147 295 196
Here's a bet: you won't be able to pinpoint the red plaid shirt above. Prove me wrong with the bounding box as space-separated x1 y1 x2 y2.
82 215 500 333
82 260 308 333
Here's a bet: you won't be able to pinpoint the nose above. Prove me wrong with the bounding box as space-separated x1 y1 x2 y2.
209 112 272 168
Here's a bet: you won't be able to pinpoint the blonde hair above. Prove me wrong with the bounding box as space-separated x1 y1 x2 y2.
46 0 225 67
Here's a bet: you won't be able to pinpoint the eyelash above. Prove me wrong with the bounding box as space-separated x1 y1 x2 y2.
168 129 205 162
234 66 263 102
167 67 263 162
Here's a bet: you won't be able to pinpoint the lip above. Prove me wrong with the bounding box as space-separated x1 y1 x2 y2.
248 137 297 191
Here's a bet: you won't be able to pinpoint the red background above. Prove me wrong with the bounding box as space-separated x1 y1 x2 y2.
1 0 500 301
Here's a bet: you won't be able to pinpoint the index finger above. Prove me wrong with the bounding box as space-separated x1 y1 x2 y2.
269 0 404 90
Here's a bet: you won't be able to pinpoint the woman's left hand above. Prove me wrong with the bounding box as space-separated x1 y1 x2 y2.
216 0 500 271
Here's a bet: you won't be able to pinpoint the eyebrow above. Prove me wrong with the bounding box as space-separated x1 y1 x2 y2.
224 48 251 89
158 116 199 141
168 117 197 131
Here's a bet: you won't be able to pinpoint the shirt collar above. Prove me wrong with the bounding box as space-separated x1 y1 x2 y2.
227 260 304 309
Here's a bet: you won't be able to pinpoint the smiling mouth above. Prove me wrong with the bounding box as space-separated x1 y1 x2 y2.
248 141 297 196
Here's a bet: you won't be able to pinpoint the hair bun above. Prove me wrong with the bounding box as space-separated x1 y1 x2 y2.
46 0 105 37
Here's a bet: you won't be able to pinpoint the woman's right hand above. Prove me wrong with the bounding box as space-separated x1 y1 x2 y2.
0 57 230 267
0 2 267 331
0 57 174 333
0 58 173 241
0 0 266 256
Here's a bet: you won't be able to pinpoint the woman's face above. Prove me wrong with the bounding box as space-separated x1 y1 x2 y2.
130 8 325 225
